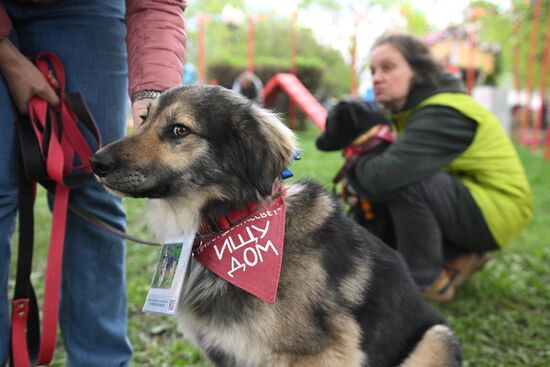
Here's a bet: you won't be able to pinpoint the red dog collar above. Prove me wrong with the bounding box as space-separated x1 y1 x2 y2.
194 183 284 237
333 124 395 184
192 183 286 303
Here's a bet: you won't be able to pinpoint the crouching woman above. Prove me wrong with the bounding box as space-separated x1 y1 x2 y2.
347 33 533 302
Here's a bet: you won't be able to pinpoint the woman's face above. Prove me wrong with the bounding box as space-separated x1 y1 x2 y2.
370 43 415 111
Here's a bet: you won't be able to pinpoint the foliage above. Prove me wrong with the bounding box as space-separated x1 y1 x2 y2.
297 0 430 37
473 0 550 88
185 0 246 17
184 0 550 95
400 4 431 36
183 2 351 97
208 60 324 92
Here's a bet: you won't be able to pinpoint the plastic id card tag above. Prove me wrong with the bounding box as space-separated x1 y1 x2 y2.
142 233 194 316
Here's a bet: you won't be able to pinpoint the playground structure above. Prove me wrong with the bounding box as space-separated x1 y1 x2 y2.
192 7 329 132
510 0 550 158
189 3 550 159
262 73 327 130
426 25 498 90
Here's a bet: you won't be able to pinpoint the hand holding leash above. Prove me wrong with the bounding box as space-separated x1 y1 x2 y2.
10 52 102 367
0 38 59 113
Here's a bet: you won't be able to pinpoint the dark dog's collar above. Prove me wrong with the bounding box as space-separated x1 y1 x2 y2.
332 124 395 184
194 182 285 241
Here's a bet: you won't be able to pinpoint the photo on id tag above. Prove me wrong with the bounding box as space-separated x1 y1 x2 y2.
142 235 194 315
151 244 182 289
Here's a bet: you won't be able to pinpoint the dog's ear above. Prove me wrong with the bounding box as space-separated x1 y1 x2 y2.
240 106 296 196
316 101 359 151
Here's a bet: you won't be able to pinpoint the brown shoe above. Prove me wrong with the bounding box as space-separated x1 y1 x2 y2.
421 271 455 303
445 252 492 289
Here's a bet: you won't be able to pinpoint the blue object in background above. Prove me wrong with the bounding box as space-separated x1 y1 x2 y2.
364 87 380 111
365 87 376 102
280 150 302 180
183 63 198 85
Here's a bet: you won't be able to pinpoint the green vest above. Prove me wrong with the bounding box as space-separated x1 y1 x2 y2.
394 93 533 247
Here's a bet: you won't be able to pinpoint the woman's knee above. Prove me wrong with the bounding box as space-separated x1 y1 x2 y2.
391 173 450 203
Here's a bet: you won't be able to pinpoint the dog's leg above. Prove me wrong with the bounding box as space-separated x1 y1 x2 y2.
293 351 364 367
204 346 238 367
293 316 365 367
399 325 463 367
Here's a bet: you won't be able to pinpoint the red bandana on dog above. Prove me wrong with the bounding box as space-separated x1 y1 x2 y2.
193 192 286 303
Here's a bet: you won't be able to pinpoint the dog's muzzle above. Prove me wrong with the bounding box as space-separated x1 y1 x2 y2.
89 151 117 178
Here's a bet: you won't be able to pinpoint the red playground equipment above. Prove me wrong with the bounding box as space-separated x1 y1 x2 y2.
262 73 327 130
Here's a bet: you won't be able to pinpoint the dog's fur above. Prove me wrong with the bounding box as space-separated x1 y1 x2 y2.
90 85 462 367
316 100 390 152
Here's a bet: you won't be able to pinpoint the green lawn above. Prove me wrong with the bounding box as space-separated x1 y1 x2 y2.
9 125 550 366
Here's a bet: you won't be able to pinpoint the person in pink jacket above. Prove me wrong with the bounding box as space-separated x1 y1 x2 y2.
0 1 186 366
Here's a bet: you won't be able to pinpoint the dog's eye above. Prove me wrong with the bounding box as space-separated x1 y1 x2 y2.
172 125 189 138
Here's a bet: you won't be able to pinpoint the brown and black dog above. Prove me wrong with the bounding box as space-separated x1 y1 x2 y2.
90 85 462 367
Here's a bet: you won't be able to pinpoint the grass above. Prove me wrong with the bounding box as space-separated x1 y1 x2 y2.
9 124 550 366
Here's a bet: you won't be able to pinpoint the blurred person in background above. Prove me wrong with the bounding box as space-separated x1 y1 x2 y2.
232 70 264 103
347 33 533 302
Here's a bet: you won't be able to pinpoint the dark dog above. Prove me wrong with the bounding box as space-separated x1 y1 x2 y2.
316 100 389 151
90 85 462 367
317 101 395 247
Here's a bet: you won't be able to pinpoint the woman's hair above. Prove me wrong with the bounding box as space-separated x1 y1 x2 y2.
371 33 443 86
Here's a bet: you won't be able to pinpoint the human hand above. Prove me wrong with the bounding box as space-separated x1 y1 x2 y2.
131 98 153 128
0 38 59 114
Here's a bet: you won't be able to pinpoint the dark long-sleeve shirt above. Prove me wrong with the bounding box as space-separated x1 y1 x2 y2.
348 73 476 202
351 106 476 201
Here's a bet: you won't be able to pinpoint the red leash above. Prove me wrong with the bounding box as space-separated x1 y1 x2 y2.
11 52 100 367
332 124 395 185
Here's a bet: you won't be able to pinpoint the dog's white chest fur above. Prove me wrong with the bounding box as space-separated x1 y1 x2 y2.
146 197 202 242
146 197 273 365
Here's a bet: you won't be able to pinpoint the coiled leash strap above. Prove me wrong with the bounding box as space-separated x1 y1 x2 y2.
10 51 162 367
10 51 102 367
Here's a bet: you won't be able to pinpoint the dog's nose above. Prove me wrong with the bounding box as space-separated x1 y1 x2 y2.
89 152 115 177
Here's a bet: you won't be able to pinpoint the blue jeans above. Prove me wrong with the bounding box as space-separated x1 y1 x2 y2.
0 1 132 366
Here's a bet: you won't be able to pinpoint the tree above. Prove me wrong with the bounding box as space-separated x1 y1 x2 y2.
400 4 431 36
473 0 550 88
185 0 246 17
184 4 351 97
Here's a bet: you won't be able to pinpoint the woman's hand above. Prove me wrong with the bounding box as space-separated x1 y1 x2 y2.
0 38 59 114
131 98 153 128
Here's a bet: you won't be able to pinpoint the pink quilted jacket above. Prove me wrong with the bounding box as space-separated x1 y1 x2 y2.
0 0 187 98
